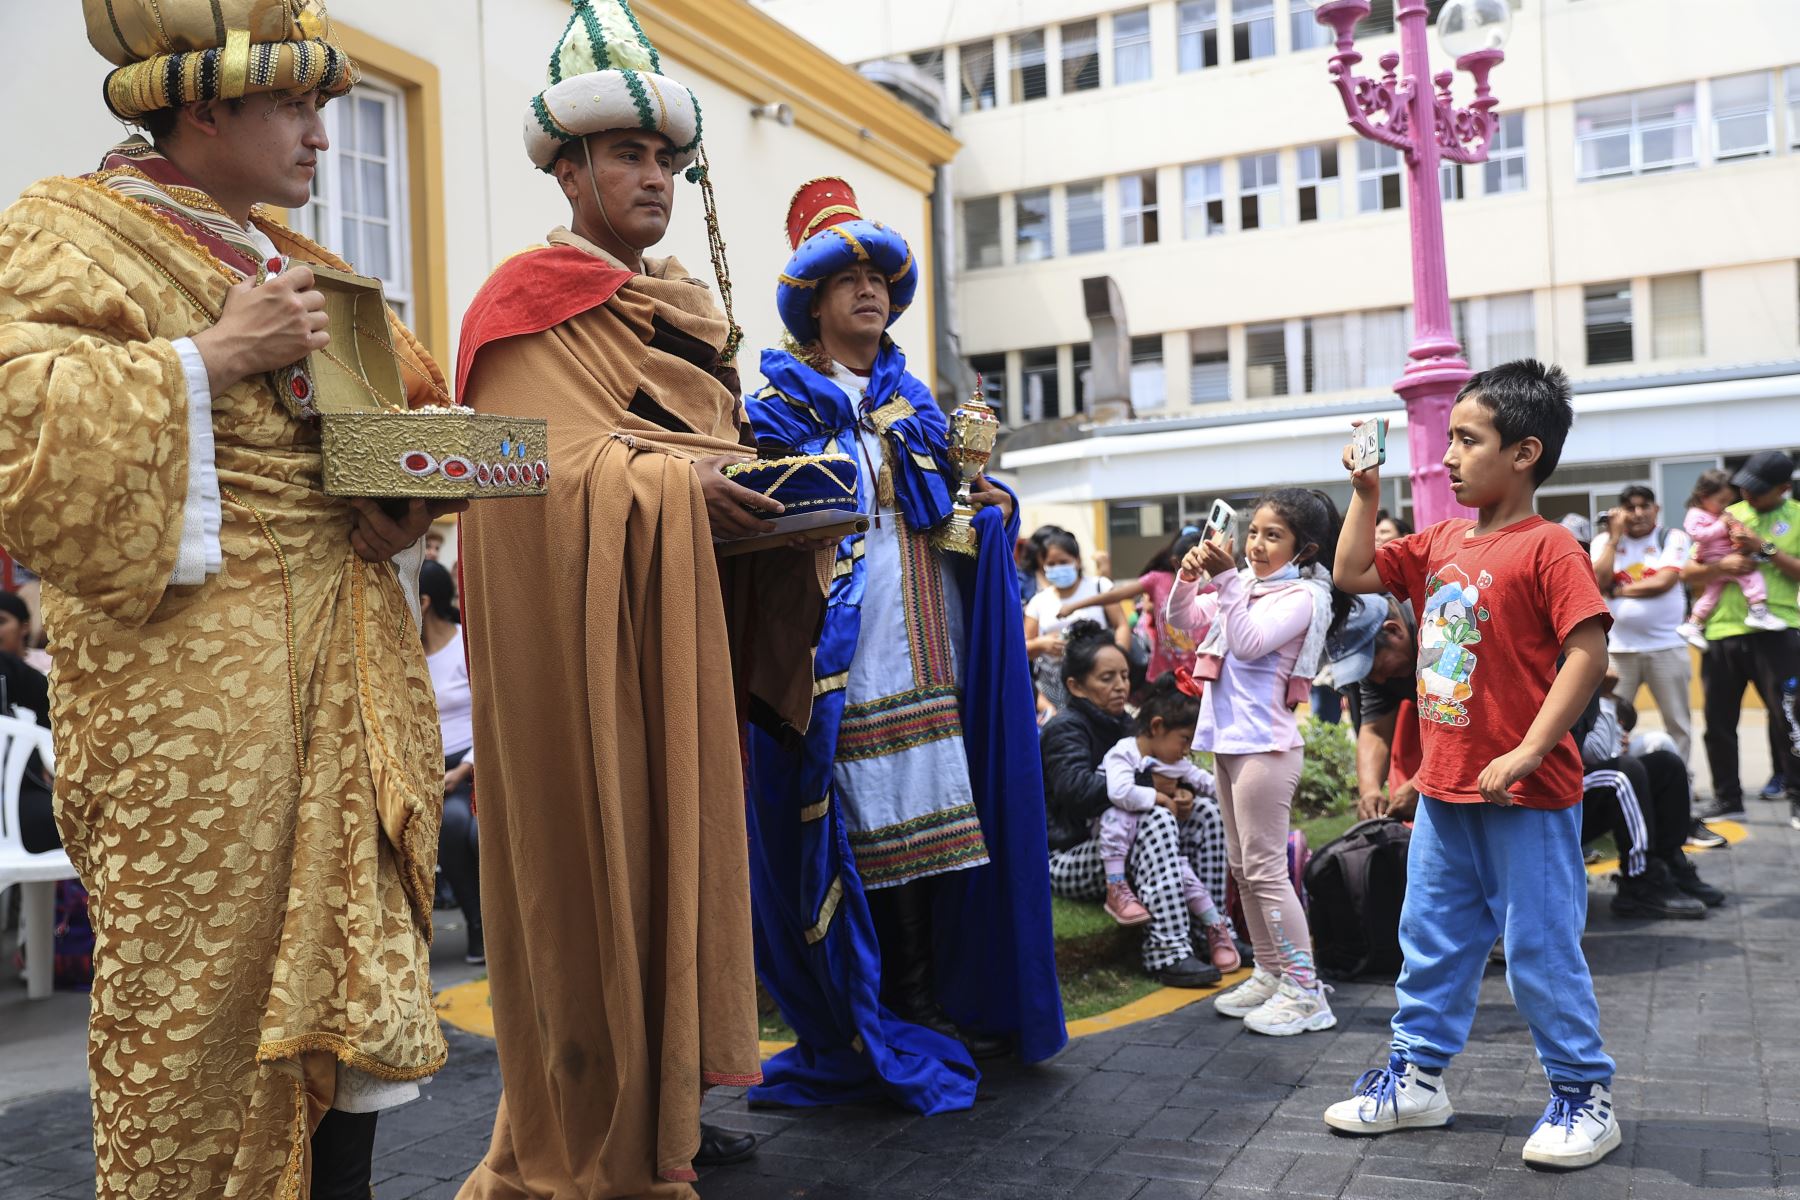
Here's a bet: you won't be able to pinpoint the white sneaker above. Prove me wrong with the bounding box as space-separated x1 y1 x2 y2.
1212 965 1280 1018
1521 1082 1622 1170
1745 605 1790 632
1323 1055 1455 1135
1244 976 1337 1036
1676 621 1707 650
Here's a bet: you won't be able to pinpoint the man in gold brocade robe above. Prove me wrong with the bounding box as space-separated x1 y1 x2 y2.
0 3 458 1196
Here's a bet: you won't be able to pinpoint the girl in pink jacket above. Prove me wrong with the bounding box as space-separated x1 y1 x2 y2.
1167 489 1349 1037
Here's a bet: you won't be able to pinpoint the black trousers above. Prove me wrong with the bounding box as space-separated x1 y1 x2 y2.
440 750 481 932
19 778 59 854
1582 750 1689 878
311 1109 379 1200
1702 629 1800 803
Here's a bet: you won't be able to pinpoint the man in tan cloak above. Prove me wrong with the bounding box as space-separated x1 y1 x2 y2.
452 3 826 1196
0 3 458 1197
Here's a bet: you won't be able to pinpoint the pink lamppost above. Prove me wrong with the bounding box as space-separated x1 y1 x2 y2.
1310 0 1511 528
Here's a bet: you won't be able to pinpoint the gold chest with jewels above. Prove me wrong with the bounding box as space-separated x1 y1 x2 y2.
273 265 550 499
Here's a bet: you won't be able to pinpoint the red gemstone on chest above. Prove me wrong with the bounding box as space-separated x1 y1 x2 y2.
443 459 469 479
404 452 431 473
291 375 310 399
267 258 283 273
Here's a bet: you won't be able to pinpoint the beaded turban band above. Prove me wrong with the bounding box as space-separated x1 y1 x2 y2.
524 0 702 173
84 0 357 121
777 177 919 345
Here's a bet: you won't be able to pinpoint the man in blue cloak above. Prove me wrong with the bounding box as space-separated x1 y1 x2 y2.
743 178 1066 1114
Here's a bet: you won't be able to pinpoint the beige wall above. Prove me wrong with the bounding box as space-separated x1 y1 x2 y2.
0 0 947 391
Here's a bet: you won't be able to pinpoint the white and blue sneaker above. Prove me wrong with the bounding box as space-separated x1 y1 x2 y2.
1323 1054 1454 1135
1521 1081 1622 1170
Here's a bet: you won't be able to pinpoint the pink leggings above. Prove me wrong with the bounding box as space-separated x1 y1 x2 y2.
1215 749 1315 982
1691 568 1767 623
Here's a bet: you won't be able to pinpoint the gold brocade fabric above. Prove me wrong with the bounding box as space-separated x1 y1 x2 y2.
0 176 447 1200
456 232 825 1200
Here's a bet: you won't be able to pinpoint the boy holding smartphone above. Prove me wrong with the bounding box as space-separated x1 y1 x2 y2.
1326 362 1620 1170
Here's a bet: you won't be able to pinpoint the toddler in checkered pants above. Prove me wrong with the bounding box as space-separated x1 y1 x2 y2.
1099 676 1242 973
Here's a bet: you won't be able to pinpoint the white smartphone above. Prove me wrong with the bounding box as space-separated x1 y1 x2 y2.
1205 499 1238 549
1352 418 1389 472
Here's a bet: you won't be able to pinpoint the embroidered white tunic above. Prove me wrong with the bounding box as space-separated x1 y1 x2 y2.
826 362 989 889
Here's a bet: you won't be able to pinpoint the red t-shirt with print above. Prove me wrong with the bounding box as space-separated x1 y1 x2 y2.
1375 516 1612 810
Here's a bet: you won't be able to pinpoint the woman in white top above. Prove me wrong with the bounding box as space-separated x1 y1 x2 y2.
421 560 483 966
1024 529 1129 713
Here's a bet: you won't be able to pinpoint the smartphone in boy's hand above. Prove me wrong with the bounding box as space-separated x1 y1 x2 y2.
1352 417 1388 472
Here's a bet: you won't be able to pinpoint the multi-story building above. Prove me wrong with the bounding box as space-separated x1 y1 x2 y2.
758 0 1800 569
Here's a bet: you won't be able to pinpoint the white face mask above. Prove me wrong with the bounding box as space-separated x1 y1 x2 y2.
1045 564 1080 590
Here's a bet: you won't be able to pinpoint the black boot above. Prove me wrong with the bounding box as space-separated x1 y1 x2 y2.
693 1124 758 1168
1665 852 1726 908
874 881 1010 1060
1611 860 1707 920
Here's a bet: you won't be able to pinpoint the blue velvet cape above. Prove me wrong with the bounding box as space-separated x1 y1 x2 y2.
743 343 1066 1114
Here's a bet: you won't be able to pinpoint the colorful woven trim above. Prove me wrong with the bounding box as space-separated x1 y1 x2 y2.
836 685 963 763
849 805 989 889
103 38 357 120
897 519 957 689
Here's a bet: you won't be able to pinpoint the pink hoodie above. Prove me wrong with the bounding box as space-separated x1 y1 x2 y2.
1166 569 1313 754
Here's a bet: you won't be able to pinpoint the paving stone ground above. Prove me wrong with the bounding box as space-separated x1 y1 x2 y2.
4 761 1797 1197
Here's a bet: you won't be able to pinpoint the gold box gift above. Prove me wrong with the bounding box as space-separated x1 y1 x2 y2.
275 266 550 500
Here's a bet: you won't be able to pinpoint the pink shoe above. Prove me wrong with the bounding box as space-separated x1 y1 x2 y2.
1105 881 1151 926
1204 922 1241 972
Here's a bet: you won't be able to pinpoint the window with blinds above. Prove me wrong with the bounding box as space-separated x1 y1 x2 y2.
1190 328 1230 404
959 39 996 112
1584 282 1634 365
1066 181 1106 254
1651 273 1704 359
1711 72 1773 161
1062 20 1100 93
1010 30 1048 103
1246 323 1289 398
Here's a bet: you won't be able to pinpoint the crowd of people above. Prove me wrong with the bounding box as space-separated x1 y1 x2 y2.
3 0 1798 1197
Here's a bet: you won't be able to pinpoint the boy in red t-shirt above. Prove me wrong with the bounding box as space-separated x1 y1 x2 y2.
1324 361 1621 1171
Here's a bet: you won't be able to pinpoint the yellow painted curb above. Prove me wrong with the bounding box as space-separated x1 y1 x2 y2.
434 977 494 1039
443 970 1255 1057
439 821 1755 1050
1585 817 1746 877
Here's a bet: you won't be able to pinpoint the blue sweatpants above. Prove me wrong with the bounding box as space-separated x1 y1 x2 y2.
1390 797 1613 1085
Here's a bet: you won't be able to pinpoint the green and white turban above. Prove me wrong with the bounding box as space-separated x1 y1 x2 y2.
524 0 703 173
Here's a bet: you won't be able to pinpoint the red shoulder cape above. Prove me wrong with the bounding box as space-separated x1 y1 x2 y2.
455 245 633 397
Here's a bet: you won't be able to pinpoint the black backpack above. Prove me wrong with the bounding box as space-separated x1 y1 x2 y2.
1302 817 1412 980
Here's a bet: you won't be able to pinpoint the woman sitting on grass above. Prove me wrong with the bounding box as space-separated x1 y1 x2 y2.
1041 622 1235 988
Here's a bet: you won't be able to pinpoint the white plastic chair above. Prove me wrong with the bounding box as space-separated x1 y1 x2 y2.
0 711 74 999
